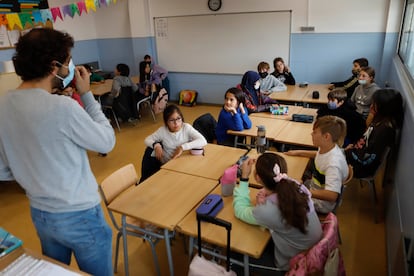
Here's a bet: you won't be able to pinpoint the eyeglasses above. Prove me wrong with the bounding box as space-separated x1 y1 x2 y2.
168 117 182 124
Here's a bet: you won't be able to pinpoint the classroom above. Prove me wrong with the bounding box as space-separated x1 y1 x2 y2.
0 0 413 275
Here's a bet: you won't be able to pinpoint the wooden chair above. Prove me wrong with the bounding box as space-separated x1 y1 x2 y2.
99 164 162 276
355 147 391 223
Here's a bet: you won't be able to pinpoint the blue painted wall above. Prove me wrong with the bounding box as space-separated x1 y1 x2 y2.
1 32 398 105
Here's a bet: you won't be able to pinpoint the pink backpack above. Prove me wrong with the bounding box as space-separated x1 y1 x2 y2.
151 88 168 114
287 212 346 276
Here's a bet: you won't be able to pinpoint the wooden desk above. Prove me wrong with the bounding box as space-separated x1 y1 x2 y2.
90 79 113 96
176 186 270 276
246 150 310 187
162 143 248 181
108 170 218 276
0 247 89 275
227 116 288 147
90 76 139 97
249 105 303 120
302 84 330 105
275 121 316 148
268 84 308 103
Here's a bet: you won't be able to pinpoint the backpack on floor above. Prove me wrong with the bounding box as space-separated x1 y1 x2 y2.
179 90 198 106
151 87 168 114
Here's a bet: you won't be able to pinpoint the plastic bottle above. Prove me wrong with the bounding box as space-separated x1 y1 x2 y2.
256 125 266 154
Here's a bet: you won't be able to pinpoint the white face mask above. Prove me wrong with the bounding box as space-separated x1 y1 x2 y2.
55 59 75 89
358 79 367 85
254 81 260 90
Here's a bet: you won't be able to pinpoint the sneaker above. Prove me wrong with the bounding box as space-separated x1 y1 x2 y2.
128 117 138 125
98 153 107 157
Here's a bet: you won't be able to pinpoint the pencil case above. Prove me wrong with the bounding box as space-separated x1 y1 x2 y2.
196 194 223 217
292 114 314 123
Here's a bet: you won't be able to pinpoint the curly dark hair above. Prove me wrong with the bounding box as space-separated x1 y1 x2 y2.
13 28 74 81
255 153 310 234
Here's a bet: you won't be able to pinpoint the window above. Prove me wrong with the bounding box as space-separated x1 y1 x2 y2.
399 0 414 78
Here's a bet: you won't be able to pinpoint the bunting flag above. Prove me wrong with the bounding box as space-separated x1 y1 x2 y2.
50 7 63 22
0 15 7 26
85 0 98 12
40 9 53 23
77 2 87 16
32 10 43 24
19 13 33 28
6 13 23 30
0 0 120 30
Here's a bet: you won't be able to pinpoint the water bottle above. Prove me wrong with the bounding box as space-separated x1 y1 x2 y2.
256 125 266 154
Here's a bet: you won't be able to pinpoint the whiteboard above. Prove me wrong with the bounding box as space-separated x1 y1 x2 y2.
154 11 291 74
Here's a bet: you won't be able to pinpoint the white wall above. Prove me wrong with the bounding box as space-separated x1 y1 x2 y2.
147 0 391 34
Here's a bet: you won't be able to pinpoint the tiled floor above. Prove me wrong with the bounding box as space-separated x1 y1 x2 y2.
0 104 386 275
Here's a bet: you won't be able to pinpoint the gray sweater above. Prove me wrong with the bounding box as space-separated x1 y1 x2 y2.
0 89 115 212
351 82 380 118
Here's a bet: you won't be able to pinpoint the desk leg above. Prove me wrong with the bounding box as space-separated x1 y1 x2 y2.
121 216 129 276
164 228 174 276
243 254 249 276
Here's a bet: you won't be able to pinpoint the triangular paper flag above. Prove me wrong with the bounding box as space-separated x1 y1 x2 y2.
0 14 7 26
19 13 33 28
32 10 43 24
6 13 23 30
85 0 97 12
62 5 73 18
40 9 53 23
77 1 87 15
51 7 63 22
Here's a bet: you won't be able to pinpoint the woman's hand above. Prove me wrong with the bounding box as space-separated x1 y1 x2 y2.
172 145 184 159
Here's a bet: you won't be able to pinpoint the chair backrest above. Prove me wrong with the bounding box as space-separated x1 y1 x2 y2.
287 213 345 275
193 113 217 143
99 164 138 205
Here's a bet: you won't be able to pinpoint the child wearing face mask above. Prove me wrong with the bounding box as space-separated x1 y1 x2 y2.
257 61 287 94
329 57 369 98
239 71 279 114
317 89 366 146
350 66 380 120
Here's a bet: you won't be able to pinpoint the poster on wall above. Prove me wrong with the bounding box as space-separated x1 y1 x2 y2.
0 0 50 49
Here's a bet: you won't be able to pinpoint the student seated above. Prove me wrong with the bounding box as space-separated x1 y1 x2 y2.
317 88 366 146
107 63 140 123
215 87 252 146
83 64 105 84
233 152 322 271
239 70 279 114
350 66 380 120
286 116 349 214
271 57 296 85
345 89 403 178
329 57 369 98
257 61 287 94
139 104 207 183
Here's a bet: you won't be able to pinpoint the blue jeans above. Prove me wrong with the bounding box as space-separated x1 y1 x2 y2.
31 205 113 276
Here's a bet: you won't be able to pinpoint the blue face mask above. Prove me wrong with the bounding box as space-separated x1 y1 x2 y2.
327 101 337 110
56 59 75 88
358 79 367 85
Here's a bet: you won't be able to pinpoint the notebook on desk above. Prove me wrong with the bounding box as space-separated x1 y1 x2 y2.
0 228 23 258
